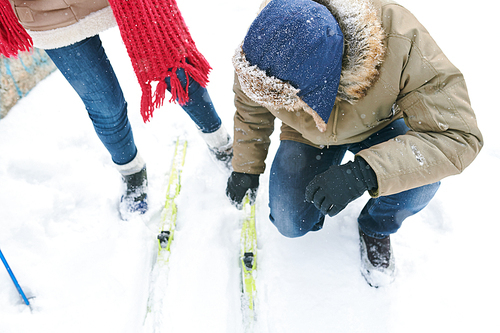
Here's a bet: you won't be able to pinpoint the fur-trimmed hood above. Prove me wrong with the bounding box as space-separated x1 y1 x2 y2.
233 0 386 132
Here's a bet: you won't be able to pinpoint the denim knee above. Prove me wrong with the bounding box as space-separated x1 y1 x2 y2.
269 213 308 238
269 200 324 238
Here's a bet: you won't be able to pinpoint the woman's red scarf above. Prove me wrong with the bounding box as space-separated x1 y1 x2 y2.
0 0 211 122
0 0 32 57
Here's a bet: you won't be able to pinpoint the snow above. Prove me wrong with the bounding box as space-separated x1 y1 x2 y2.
1 0 499 332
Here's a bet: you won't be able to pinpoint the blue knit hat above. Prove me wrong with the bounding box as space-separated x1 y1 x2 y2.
234 0 344 132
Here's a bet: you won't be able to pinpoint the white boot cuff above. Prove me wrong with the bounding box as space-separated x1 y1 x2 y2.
199 125 231 150
115 152 146 176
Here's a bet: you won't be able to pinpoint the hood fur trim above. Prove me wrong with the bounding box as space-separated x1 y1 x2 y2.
316 0 386 103
233 46 327 132
256 0 385 103
234 0 385 131
235 0 385 123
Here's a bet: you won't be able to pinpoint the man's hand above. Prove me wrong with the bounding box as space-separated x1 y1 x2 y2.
226 171 260 209
305 157 377 216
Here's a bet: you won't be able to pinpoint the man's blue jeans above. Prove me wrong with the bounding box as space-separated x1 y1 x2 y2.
269 118 440 239
46 35 221 165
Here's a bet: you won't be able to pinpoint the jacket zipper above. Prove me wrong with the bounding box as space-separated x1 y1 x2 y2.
327 104 339 147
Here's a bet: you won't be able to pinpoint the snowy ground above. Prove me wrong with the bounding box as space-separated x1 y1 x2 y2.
1 0 499 332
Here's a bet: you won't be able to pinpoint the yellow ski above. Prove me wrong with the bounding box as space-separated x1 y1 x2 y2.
240 195 257 331
156 138 188 264
144 137 187 332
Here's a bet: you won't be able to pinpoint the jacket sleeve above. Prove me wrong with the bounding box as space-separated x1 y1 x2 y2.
357 4 483 197
232 73 276 174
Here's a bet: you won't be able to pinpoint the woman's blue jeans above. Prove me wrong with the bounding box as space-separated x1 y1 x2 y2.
45 35 221 165
269 118 440 239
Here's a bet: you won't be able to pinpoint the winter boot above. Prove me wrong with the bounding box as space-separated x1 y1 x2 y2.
199 124 233 171
359 229 395 288
116 153 148 220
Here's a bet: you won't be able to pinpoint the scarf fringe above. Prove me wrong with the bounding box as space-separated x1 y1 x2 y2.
166 72 188 105
0 0 33 58
154 79 168 109
146 58 211 121
140 59 211 122
140 84 153 123
108 0 212 123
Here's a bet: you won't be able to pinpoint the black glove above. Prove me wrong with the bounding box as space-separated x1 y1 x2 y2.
226 171 260 209
305 157 377 217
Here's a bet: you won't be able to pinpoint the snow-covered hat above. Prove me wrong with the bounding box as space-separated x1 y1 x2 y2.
233 0 344 132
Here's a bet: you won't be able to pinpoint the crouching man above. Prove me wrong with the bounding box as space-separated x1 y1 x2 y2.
226 0 482 287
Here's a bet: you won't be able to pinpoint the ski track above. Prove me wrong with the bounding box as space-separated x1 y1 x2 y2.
1 1 499 332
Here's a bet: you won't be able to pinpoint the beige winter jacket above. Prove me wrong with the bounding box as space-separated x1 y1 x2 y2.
9 0 116 49
232 0 483 197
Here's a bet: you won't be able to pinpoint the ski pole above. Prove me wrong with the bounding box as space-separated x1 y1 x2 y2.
0 247 31 308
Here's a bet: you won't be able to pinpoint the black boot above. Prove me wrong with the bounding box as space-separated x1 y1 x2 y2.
359 229 395 287
119 166 148 219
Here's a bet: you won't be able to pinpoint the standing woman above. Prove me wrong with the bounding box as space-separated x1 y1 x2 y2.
0 0 232 219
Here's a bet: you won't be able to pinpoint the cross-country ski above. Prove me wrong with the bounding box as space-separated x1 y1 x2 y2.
144 138 187 332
